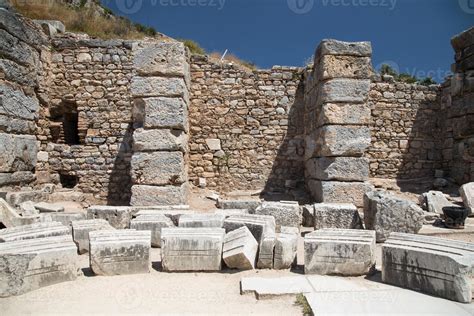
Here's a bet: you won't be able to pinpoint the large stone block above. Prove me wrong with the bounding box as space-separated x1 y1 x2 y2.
274 227 298 270
422 191 457 215
130 183 189 206
0 29 40 67
223 214 276 244
382 233 474 303
316 103 371 127
451 27 474 52
317 55 372 80
460 182 474 214
130 214 174 247
178 213 225 228
0 8 48 47
40 212 86 227
71 219 114 254
89 230 151 276
0 236 79 297
318 79 370 105
133 128 187 152
223 226 258 270
312 125 371 158
133 42 189 79
0 171 35 186
316 39 372 57
131 151 187 186
255 201 301 229
0 198 39 227
305 157 369 181
0 221 69 242
364 190 425 242
134 208 194 226
307 180 374 208
217 199 261 212
305 229 376 276
161 228 225 271
131 77 188 99
313 203 363 230
87 206 134 229
133 97 188 131
0 84 39 121
0 133 37 172
256 231 276 269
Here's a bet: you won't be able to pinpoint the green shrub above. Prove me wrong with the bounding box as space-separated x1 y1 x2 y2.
418 77 437 86
179 39 206 55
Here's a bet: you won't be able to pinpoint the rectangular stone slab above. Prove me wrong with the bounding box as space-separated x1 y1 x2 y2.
130 214 174 247
71 219 114 254
274 228 298 270
313 203 363 230
223 214 276 244
307 180 374 208
0 235 80 297
131 151 187 186
256 232 276 269
305 157 369 182
178 213 225 228
161 228 225 271
134 209 195 226
217 199 261 212
460 182 474 214
0 221 69 242
382 232 474 303
255 201 301 229
87 206 134 229
89 230 151 276
304 229 376 276
130 183 189 207
223 226 258 270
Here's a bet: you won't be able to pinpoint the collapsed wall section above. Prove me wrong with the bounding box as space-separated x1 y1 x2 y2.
303 40 374 207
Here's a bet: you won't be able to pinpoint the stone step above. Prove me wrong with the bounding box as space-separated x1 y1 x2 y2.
0 235 80 297
161 228 225 272
89 230 151 276
178 213 225 228
304 229 376 276
71 219 115 254
0 221 70 242
382 232 474 303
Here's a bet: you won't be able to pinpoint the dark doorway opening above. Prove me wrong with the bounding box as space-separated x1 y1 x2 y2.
60 173 79 189
49 101 81 145
63 112 80 145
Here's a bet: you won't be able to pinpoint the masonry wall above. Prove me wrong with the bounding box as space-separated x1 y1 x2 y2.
189 55 305 192
367 79 442 180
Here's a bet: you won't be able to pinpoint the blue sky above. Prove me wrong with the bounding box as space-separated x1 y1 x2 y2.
101 0 473 82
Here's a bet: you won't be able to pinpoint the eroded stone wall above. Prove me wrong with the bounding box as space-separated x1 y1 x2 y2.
188 55 305 192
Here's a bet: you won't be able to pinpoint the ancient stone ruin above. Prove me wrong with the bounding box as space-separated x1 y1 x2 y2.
0 1 473 314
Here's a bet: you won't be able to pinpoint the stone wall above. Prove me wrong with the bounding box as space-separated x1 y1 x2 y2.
303 40 374 207
0 4 48 189
188 55 305 193
439 27 474 184
36 36 135 205
367 78 441 180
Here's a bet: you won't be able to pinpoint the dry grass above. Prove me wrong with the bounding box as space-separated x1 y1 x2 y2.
11 0 154 39
209 52 257 72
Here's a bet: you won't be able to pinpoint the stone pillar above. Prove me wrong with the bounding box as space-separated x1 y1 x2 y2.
130 42 190 206
304 40 374 207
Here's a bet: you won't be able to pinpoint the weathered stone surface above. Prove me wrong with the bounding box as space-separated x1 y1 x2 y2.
0 133 37 172
305 229 376 276
274 227 298 270
131 77 188 98
451 27 474 52
0 235 79 297
87 206 134 229
178 213 225 228
131 151 187 186
130 183 189 206
305 157 369 182
318 79 370 105
0 198 38 227
302 205 314 227
241 276 314 298
0 171 35 186
255 201 301 229
215 209 249 217
161 228 225 271
71 219 114 254
317 55 372 80
460 182 474 213
5 190 47 207
0 8 48 47
0 222 69 242
0 29 40 67
130 214 174 247
133 128 187 152
133 97 188 131
134 42 189 79
316 103 371 127
134 209 194 226
256 231 276 269
316 39 372 57
422 191 457 215
89 230 151 276
223 226 258 270
223 214 276 244
307 180 374 208
19 201 38 216
313 203 363 230
33 19 65 36
205 138 221 151
34 202 64 213
382 233 474 303
0 84 39 121
40 212 86 227
364 190 425 242
217 199 261 212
